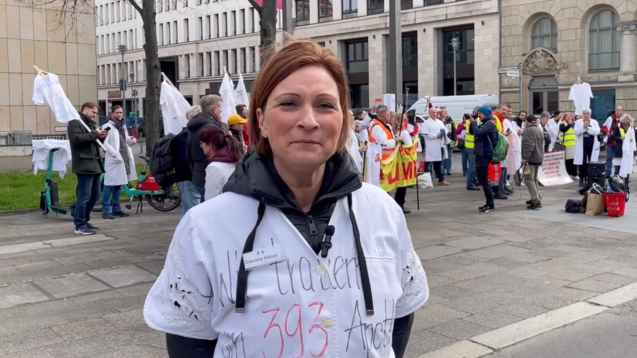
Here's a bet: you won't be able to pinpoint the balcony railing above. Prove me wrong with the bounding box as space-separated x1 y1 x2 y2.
0 131 32 147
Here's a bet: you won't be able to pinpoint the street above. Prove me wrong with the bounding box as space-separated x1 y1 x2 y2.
0 171 636 357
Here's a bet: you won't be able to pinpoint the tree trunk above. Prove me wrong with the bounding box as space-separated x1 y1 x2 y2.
141 0 161 156
257 0 278 66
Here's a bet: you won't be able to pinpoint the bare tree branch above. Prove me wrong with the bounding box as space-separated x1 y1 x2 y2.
128 0 143 14
247 0 261 11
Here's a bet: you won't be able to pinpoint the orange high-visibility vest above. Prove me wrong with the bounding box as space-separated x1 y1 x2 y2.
369 120 395 161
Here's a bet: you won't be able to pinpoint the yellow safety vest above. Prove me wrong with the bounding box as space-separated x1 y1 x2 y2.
464 119 480 149
560 127 576 147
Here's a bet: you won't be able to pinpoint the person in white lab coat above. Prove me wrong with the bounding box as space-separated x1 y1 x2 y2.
347 110 367 174
101 105 137 219
421 107 450 186
546 111 560 152
574 108 601 187
200 126 242 201
144 38 429 358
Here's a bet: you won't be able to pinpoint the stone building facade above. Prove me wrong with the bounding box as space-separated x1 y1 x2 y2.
0 0 97 146
500 0 637 121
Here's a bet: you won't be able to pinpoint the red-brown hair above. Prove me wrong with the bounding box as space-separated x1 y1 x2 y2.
199 126 242 162
248 35 352 156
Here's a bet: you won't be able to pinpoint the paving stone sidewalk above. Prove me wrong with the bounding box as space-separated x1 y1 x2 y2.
0 173 635 358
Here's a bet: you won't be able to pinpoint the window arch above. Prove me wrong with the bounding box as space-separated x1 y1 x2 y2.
589 10 620 71
531 17 558 52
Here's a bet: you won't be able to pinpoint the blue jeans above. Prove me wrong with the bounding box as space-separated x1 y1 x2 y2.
195 185 206 202
74 173 102 229
425 161 445 182
461 148 469 176
444 149 453 174
466 148 477 187
606 146 615 176
102 185 123 215
177 181 202 216
499 166 508 189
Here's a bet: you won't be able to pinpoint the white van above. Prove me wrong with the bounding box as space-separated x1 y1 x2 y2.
407 94 500 123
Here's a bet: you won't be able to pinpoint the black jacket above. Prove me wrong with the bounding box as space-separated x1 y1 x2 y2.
172 128 192 183
186 113 229 187
165 150 416 358
443 116 456 142
67 113 104 175
612 126 627 159
470 116 498 158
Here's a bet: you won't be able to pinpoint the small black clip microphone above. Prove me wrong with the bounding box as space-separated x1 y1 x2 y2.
320 225 335 258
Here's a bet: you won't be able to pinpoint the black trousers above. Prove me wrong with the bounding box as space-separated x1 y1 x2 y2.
565 159 578 177
578 143 595 178
476 156 495 207
395 187 407 207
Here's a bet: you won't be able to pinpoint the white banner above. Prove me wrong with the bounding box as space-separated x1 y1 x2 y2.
363 143 382 187
220 72 237 122
383 93 396 112
537 151 574 186
234 71 250 108
159 81 190 135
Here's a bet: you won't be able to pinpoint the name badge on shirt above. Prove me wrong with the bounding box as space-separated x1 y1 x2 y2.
243 244 286 271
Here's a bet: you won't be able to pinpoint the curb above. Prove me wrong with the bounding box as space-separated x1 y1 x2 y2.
0 208 40 217
418 282 637 358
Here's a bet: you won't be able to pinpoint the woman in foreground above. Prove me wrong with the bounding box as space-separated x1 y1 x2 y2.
144 37 429 358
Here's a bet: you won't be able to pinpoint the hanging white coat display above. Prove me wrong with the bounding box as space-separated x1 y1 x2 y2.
144 186 429 357
364 142 382 187
160 81 190 135
619 127 636 178
573 119 601 165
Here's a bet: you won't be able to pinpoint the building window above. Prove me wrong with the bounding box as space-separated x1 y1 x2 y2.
424 0 442 5
223 12 227 36
319 0 332 18
346 40 369 73
317 41 325 47
231 11 236 35
368 0 383 15
343 0 357 13
184 54 191 78
214 51 220 76
250 46 256 72
402 34 417 68
197 53 204 77
591 89 616 122
531 17 558 52
240 48 247 74
184 19 189 42
198 17 203 40
589 10 620 71
252 8 256 32
442 27 475 96
214 14 219 38
401 0 412 10
240 9 245 34
529 76 559 115
231 49 237 73
296 0 309 21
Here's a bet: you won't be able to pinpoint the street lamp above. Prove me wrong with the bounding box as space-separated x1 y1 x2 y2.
118 44 128 118
450 37 459 96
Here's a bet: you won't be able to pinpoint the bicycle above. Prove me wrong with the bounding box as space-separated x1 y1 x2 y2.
99 155 181 213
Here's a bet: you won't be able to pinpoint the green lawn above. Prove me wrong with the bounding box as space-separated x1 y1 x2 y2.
0 166 144 212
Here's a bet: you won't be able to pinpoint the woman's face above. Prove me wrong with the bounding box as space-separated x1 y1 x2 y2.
113 108 123 120
256 66 342 171
440 110 447 118
519 112 527 120
200 142 214 157
575 115 582 120
583 112 591 121
564 115 573 124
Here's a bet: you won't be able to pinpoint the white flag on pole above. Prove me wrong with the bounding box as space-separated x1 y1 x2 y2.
220 69 237 122
234 71 250 108
160 81 190 135
32 72 80 124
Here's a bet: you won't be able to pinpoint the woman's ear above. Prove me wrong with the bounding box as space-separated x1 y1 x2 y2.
256 108 267 139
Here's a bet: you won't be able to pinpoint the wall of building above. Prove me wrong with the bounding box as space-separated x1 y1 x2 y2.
0 0 97 142
500 0 637 119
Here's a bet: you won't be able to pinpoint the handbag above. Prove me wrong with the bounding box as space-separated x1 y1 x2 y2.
456 138 465 149
553 136 566 152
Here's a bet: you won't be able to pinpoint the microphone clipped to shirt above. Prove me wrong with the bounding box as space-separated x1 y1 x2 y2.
320 225 335 258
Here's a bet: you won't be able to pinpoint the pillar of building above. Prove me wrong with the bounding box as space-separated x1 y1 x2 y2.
617 21 637 81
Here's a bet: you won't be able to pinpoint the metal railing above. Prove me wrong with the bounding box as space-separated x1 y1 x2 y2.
0 131 32 147
33 134 67 141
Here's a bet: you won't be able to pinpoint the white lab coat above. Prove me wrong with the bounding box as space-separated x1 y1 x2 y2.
573 119 601 165
347 129 364 173
619 127 636 177
421 119 447 162
204 161 235 201
102 121 137 186
548 119 560 152
144 184 430 356
503 119 522 171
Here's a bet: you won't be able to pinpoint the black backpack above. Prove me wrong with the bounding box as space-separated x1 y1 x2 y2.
150 134 177 188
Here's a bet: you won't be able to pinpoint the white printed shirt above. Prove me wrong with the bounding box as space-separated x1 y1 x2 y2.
32 74 79 123
144 184 429 357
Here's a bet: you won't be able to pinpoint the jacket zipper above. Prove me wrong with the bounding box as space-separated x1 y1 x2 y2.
307 215 319 244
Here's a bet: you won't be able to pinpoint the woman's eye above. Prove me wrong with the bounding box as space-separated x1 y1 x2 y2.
318 103 336 110
280 101 297 107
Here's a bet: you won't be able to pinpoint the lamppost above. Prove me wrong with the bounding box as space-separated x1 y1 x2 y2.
450 37 459 96
118 44 128 118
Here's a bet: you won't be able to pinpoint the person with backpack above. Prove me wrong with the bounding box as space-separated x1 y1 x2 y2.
521 114 545 209
470 106 499 213
186 94 229 200
173 106 202 216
